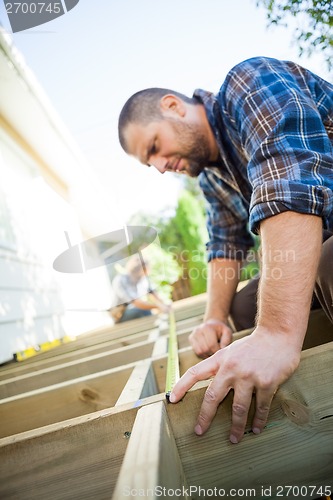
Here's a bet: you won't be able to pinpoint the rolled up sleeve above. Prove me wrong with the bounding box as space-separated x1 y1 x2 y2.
240 71 333 233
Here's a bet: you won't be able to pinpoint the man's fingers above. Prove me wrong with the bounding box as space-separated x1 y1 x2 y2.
195 378 230 435
169 351 222 403
251 388 275 435
229 384 254 444
189 326 221 358
219 327 232 349
189 333 212 358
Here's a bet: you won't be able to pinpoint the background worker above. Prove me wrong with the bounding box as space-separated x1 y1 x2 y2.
118 56 333 443
110 254 170 323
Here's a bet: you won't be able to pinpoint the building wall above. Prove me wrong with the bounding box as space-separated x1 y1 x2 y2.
0 127 66 362
0 30 116 364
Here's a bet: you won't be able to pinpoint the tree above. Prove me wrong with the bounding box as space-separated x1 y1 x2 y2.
129 189 209 298
163 190 208 296
256 0 333 69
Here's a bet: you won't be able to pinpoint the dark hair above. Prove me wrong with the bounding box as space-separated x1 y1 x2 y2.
118 88 195 152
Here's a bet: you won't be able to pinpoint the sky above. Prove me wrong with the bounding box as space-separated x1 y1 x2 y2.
0 0 330 225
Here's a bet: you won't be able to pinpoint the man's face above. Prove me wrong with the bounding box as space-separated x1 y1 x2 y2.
124 117 212 178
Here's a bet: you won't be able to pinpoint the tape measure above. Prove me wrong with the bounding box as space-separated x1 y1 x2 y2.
165 310 180 400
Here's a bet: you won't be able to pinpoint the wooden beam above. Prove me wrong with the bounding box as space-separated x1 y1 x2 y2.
158 314 203 336
0 339 156 398
4 313 160 366
115 360 158 407
166 341 333 493
0 341 332 498
0 399 142 499
0 363 135 438
0 328 159 381
113 401 189 499
0 347 199 438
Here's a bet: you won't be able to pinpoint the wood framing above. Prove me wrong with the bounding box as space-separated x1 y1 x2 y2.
0 293 333 499
113 401 189 499
1 342 332 499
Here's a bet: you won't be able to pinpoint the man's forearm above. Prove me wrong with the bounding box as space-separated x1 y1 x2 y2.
257 211 322 347
132 298 156 310
204 258 241 322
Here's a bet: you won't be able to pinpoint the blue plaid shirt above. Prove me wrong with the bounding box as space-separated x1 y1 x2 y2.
196 57 333 262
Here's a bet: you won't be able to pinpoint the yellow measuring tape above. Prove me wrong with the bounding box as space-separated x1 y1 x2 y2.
165 310 180 400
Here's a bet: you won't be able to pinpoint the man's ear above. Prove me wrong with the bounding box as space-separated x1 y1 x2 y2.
160 95 186 118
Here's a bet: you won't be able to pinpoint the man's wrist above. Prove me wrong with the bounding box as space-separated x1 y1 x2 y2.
252 323 305 352
203 316 229 326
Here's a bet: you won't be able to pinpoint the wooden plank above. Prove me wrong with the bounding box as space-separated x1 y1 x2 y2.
0 363 135 437
0 328 159 380
158 314 203 336
113 401 189 499
166 341 333 495
0 330 197 398
0 347 199 438
0 341 332 498
115 360 158 406
173 306 205 323
0 402 140 500
1 313 160 366
0 295 204 371
171 292 207 314
2 309 328 398
0 339 156 398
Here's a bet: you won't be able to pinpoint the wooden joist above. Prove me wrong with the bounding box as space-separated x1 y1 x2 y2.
0 293 333 500
113 401 189 499
1 341 332 499
0 347 202 438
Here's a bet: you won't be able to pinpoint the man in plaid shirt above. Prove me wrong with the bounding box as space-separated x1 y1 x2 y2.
118 57 333 444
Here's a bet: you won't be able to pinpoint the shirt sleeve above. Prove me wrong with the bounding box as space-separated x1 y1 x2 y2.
199 168 254 262
232 60 333 233
111 274 138 305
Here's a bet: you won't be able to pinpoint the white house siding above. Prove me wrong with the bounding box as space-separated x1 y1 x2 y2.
0 128 67 362
0 31 114 364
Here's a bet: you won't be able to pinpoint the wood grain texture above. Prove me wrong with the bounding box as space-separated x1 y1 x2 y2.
113 401 189 499
166 342 333 495
1 291 332 500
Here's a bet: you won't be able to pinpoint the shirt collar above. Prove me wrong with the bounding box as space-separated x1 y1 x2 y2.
193 88 217 130
193 88 224 168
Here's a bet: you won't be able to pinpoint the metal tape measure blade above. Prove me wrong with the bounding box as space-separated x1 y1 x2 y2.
165 311 180 399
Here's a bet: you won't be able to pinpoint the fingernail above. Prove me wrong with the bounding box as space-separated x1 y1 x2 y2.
195 424 203 435
169 392 176 403
229 434 238 444
252 427 261 435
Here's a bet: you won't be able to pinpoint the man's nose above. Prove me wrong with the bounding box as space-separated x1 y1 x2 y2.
150 156 168 173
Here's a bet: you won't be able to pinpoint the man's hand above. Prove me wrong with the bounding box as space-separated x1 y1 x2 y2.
157 303 172 314
189 319 233 358
170 326 301 443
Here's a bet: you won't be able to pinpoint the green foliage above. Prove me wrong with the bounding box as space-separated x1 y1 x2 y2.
241 233 261 281
180 176 206 217
164 190 208 296
256 0 333 69
129 189 209 297
141 242 181 302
